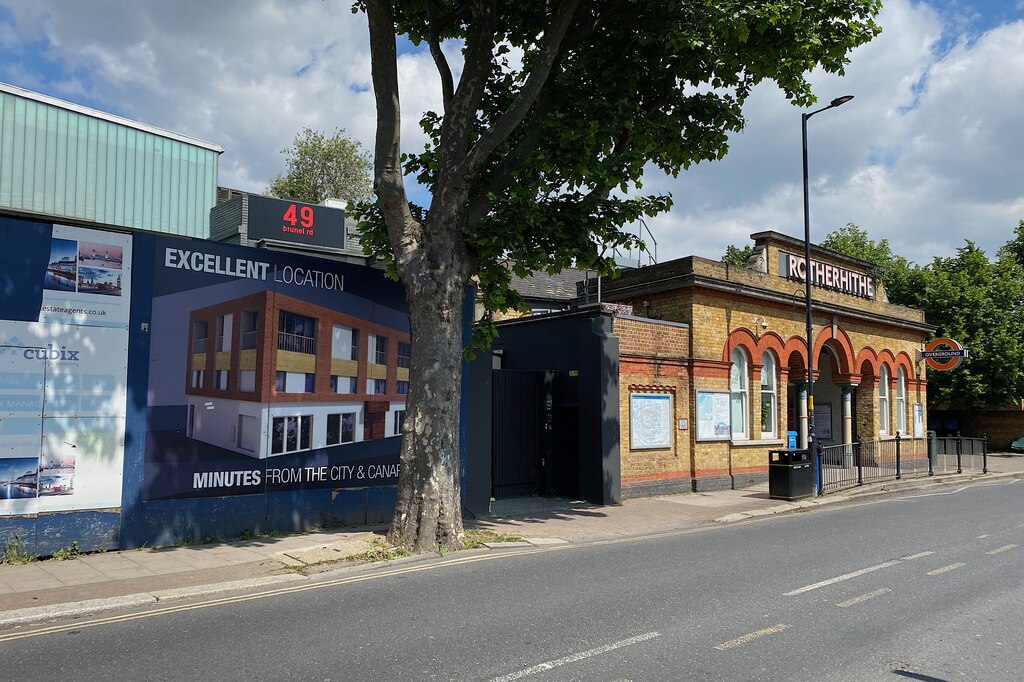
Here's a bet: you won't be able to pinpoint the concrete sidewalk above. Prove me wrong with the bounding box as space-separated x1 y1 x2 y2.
3 453 1022 627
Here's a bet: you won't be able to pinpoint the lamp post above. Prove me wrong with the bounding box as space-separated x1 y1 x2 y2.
802 95 853 458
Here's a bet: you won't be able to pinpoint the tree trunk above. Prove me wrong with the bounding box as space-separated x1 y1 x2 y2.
386 225 468 553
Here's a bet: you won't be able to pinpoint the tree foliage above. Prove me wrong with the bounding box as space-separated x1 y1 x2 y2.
355 0 882 553
820 223 923 305
722 244 756 267
823 222 1024 413
920 240 1024 411
267 127 373 204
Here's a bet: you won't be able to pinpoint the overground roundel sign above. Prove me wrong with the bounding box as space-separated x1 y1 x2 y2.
922 337 968 371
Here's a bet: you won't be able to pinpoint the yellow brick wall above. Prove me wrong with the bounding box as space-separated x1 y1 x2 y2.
603 235 930 491
614 317 692 490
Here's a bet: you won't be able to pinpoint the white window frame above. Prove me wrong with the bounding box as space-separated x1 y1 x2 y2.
760 352 777 438
896 367 906 435
878 365 891 435
730 347 749 439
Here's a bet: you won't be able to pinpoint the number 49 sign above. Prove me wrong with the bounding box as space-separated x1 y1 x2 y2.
246 195 344 250
282 203 316 233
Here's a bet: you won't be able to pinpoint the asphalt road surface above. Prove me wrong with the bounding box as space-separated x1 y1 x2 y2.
2 479 1023 682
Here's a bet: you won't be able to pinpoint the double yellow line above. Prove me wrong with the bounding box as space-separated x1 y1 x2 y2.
1 522 716 643
0 549 530 643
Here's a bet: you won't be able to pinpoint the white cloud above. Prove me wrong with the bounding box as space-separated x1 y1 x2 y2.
0 0 1020 264
643 0 1024 264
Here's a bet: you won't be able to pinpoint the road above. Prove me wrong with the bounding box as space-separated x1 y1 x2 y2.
2 479 1023 682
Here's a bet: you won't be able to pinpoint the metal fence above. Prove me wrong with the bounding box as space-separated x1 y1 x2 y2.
817 433 987 495
277 331 316 355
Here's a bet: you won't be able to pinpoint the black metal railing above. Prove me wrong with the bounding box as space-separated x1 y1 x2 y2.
933 431 988 474
816 432 986 495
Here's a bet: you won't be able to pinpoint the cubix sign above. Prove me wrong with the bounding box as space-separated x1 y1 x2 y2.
921 337 967 371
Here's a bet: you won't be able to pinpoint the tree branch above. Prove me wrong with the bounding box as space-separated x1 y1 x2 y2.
365 0 417 254
426 0 454 113
457 0 581 182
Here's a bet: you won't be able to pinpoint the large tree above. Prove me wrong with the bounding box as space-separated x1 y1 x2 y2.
824 222 1024 417
921 239 1024 415
356 0 881 552
267 126 373 204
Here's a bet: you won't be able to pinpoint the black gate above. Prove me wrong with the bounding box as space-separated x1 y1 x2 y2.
491 370 544 498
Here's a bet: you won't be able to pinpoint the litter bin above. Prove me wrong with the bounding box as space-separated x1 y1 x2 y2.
768 449 815 501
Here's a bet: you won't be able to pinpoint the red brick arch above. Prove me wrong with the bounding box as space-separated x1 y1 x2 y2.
724 327 759 362
893 351 917 378
856 347 880 376
813 326 856 375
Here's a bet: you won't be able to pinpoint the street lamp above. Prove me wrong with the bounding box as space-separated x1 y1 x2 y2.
802 95 853 460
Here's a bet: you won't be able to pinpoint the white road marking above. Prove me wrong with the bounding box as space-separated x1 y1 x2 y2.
784 561 901 596
836 588 891 608
489 632 661 682
977 534 992 539
715 624 791 651
785 552 933 596
927 562 966 576
987 544 1018 555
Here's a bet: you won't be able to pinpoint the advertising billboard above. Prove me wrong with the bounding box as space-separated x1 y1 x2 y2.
138 235 409 501
1 221 130 516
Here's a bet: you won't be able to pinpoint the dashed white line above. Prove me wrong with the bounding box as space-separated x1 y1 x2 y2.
977 534 992 539
784 561 901 596
715 624 791 651
927 562 966 576
987 544 1018 555
785 552 932 596
837 588 891 608
489 632 661 682
901 551 934 561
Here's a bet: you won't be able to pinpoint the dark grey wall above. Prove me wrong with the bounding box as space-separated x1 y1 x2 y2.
465 308 620 506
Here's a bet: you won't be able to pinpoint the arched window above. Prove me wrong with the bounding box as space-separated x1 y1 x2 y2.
730 348 749 439
896 367 907 435
760 352 777 438
878 365 891 435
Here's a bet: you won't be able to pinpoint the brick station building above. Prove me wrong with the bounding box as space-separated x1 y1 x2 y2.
598 231 933 495
466 231 933 511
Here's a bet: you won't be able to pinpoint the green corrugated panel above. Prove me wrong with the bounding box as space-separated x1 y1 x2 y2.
0 90 218 236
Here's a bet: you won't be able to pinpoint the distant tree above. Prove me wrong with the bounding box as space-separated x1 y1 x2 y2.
267 127 373 204
820 223 923 306
998 219 1024 266
722 244 756 267
917 240 1024 414
822 222 1024 417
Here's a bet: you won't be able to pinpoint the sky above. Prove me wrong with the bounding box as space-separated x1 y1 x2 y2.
0 0 1022 267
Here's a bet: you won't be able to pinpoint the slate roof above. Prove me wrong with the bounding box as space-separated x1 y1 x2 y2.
508 266 591 303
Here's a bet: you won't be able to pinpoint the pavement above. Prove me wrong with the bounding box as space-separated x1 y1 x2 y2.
3 453 1023 628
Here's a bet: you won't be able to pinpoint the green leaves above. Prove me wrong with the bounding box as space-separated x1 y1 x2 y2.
267 127 373 204
360 0 883 323
825 222 1024 411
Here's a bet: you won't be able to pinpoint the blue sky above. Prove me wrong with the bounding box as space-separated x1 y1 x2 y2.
1 0 1022 266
